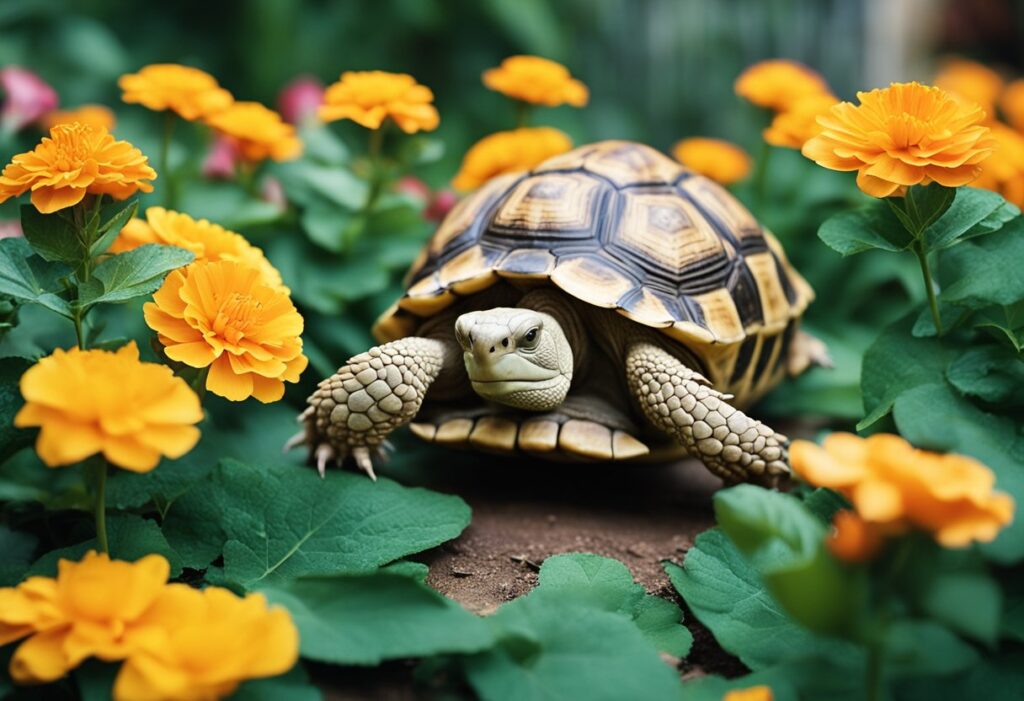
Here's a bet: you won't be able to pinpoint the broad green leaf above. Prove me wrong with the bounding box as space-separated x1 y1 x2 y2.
20 204 84 265
89 199 138 257
973 302 1024 351
464 608 683 701
665 530 859 671
0 525 37 586
0 357 33 465
161 458 471 587
947 345 1024 406
79 243 193 306
923 188 1018 251
896 651 1024 701
713 485 861 635
27 513 183 577
0 238 73 317
292 123 349 166
294 163 369 210
398 136 445 166
679 661 856 701
887 183 954 237
259 571 493 665
939 218 1024 308
230 666 323 701
884 619 979 677
817 205 911 256
919 570 1002 645
513 553 692 656
300 201 363 253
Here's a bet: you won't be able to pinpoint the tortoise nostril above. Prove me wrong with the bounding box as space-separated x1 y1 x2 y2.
501 338 509 347
489 346 496 353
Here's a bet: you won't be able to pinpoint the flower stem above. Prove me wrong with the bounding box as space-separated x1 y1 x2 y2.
514 100 532 128
73 312 86 349
161 112 177 208
364 128 386 216
754 140 772 212
90 461 109 554
914 242 942 335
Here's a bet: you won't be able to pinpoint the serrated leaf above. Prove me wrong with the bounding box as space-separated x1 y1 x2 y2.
161 459 471 587
665 529 859 671
0 238 73 317
20 204 84 265
79 243 193 307
259 571 493 665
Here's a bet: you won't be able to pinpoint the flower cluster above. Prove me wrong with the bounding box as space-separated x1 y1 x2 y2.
452 126 572 191
144 260 307 403
671 137 751 185
736 59 837 152
791 433 1014 560
0 122 156 213
0 551 298 700
802 82 996 197
13 343 202 472
319 70 440 134
483 55 588 107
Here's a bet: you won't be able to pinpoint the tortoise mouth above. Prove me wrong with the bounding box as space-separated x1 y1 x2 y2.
469 375 571 410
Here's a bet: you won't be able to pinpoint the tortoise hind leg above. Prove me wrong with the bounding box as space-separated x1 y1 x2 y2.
787 328 833 377
625 341 790 486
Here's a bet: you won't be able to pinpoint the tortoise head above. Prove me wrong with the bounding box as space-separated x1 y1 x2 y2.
454 308 573 411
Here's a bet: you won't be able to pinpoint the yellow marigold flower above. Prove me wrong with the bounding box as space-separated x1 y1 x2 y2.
109 207 284 289
319 71 439 134
734 59 830 112
119 64 233 121
14 343 202 472
113 584 298 701
802 82 996 198
934 58 1004 113
763 93 839 149
452 127 572 191
724 686 773 701
0 123 156 214
791 433 1015 548
41 105 117 132
1000 79 1024 132
0 552 170 684
203 101 301 163
482 55 588 107
827 510 884 563
144 260 308 403
972 121 1024 207
672 137 752 185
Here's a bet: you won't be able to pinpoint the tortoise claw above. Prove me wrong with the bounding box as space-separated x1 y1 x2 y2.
352 447 377 481
315 443 336 478
283 430 306 453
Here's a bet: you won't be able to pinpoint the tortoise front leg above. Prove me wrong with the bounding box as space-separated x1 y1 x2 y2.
625 341 790 485
295 337 458 478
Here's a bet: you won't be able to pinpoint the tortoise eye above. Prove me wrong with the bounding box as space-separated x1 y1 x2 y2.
523 328 539 344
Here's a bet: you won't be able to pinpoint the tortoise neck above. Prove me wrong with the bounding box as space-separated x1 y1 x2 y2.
516 289 589 379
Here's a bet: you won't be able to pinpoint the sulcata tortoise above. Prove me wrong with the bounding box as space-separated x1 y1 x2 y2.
294 141 825 485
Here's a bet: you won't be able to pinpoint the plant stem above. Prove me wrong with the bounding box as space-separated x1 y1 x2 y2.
364 128 385 215
914 242 943 335
161 112 177 208
754 140 772 212
73 312 86 349
514 100 531 128
90 461 109 554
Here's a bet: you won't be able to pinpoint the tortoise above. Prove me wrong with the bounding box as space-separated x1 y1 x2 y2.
294 140 826 485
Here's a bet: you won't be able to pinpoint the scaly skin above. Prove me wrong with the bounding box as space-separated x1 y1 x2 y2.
300 337 449 477
625 341 789 485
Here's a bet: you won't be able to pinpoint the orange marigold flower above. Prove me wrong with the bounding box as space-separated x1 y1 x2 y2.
763 93 839 149
0 552 170 684
1000 79 1024 132
319 71 439 133
452 127 572 191
791 433 1015 548
802 82 996 197
144 260 308 403
204 102 301 163
41 105 117 132
118 64 233 121
13 343 202 472
723 685 774 701
109 207 284 289
734 59 830 112
672 137 752 185
827 510 884 563
0 123 156 214
972 121 1024 207
113 585 298 701
934 58 1004 114
482 55 588 107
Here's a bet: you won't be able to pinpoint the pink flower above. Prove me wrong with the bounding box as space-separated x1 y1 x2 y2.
0 67 58 134
395 177 458 222
260 176 287 211
277 76 324 125
426 189 457 222
0 220 22 239
203 134 240 179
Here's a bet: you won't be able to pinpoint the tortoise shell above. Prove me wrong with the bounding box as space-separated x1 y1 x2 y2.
374 140 814 404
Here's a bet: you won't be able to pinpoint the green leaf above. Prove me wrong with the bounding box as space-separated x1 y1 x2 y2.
161 459 471 586
713 485 861 635
0 357 33 465
300 202 364 253
90 199 138 257
398 136 445 166
923 187 1018 251
0 238 73 317
817 205 912 256
940 219 1024 308
526 553 692 656
947 345 1024 406
0 525 37 586
259 571 493 665
919 570 1002 644
27 513 182 577
79 243 193 307
665 530 859 671
885 619 979 677
20 204 84 265
888 184 955 237
230 666 323 701
896 651 1024 701
464 608 683 701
